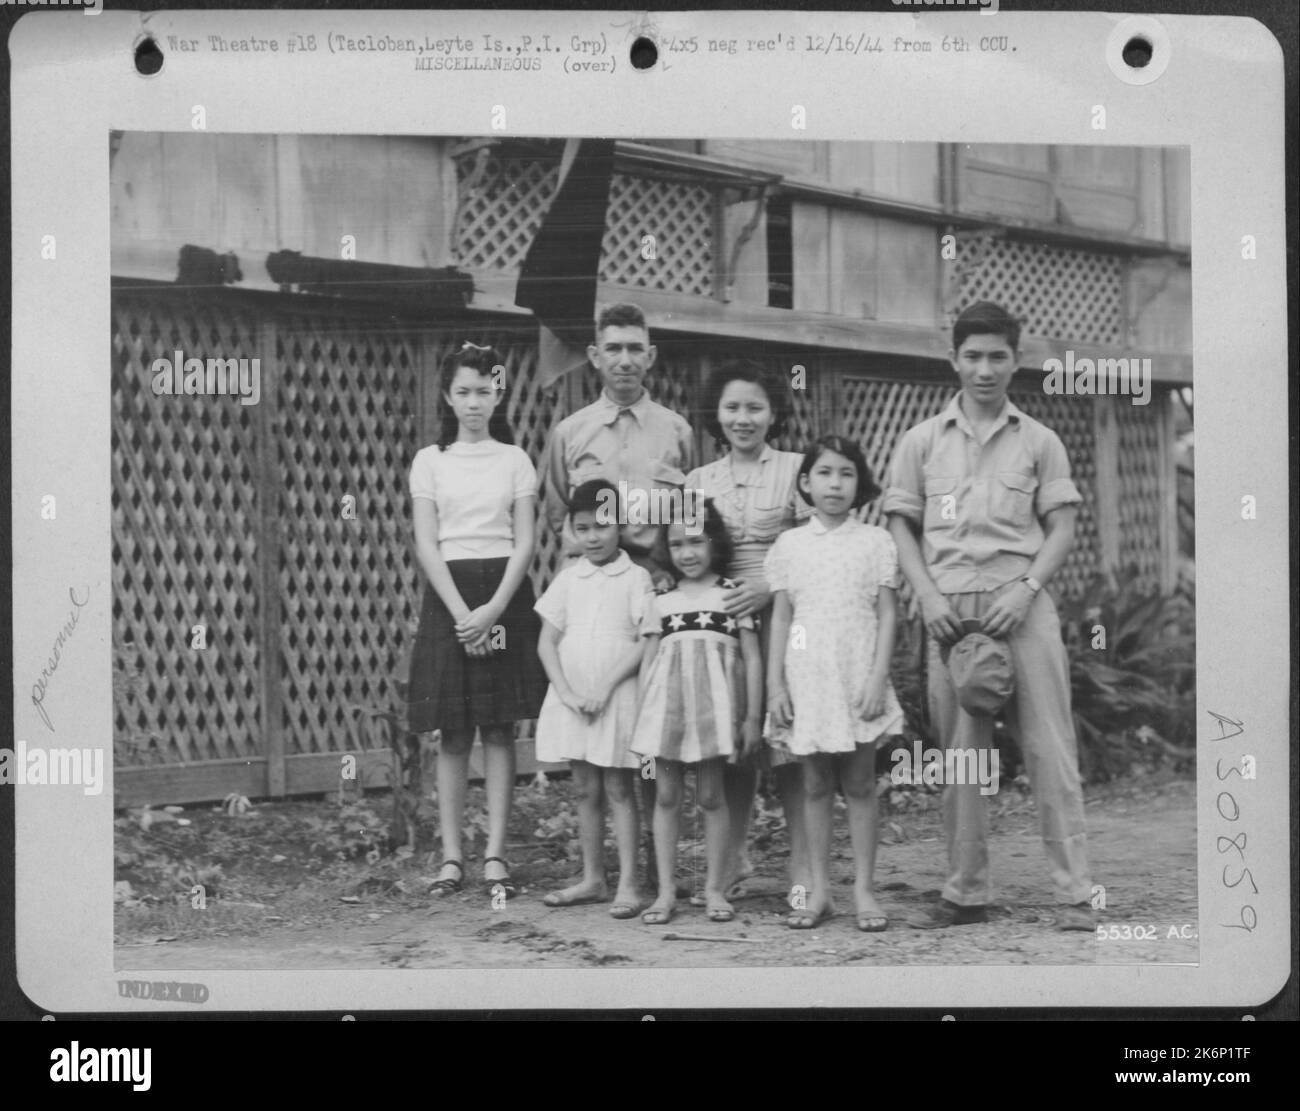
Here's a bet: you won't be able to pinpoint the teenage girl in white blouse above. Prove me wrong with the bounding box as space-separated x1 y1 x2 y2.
408 343 547 900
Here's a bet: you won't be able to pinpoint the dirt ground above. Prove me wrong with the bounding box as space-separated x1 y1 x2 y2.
115 768 1197 971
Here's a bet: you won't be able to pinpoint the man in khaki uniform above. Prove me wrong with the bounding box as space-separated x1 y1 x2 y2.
883 301 1094 931
541 302 695 584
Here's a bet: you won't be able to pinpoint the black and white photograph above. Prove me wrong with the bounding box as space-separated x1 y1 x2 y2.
107 132 1197 971
7 7 1288 1019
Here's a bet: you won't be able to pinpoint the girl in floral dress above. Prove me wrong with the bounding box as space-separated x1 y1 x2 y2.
765 436 904 932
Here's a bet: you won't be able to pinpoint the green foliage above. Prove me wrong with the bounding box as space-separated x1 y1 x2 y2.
1054 571 1195 782
113 816 226 903
533 801 582 861
877 607 932 784
304 799 390 863
345 675 431 853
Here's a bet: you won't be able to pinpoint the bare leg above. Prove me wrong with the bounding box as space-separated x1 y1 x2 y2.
644 761 683 922
698 759 734 919
774 762 811 893
839 745 885 925
639 774 659 890
720 760 759 889
544 761 608 905
604 767 644 911
794 753 836 924
481 725 515 884
435 730 472 885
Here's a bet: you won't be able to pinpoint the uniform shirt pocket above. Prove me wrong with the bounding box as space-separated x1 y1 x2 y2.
922 474 959 531
994 470 1038 530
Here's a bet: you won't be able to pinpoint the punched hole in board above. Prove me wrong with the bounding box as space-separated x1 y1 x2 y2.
630 36 658 70
1106 17 1170 85
1122 36 1153 70
135 37 164 76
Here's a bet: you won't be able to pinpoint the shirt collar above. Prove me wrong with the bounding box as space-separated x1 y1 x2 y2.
575 550 633 578
942 392 1023 439
725 443 774 485
596 390 651 424
807 514 861 536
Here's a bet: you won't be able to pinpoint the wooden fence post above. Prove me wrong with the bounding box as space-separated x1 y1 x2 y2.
255 314 286 797
1093 394 1121 583
1156 388 1179 594
416 325 439 449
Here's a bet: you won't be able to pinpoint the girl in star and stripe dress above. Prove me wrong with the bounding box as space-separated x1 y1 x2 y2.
631 498 763 927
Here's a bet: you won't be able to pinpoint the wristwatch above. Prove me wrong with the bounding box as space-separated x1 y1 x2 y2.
1021 576 1042 594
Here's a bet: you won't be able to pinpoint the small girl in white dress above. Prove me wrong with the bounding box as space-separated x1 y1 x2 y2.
535 480 655 919
765 436 904 933
631 499 762 926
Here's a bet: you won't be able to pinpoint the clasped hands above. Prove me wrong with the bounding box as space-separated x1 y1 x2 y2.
455 603 501 659
557 683 614 719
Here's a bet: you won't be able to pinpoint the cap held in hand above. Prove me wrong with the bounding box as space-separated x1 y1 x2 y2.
941 618 1015 718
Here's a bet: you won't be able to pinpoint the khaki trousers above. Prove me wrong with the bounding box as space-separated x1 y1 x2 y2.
927 584 1092 906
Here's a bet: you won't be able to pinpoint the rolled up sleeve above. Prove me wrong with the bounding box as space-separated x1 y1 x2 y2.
881 430 925 523
1035 433 1082 516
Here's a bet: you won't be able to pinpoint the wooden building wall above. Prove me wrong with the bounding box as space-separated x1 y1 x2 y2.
111 133 458 276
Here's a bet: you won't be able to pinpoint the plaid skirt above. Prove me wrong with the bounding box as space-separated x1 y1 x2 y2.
407 558 547 735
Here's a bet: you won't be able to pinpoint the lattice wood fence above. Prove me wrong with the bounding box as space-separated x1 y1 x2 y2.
602 173 715 296
112 290 430 805
111 296 265 772
112 287 1171 806
453 153 558 272
454 149 716 297
1115 397 1167 593
274 312 423 761
954 235 1125 345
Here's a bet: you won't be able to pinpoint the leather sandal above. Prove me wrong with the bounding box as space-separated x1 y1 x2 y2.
483 856 518 899
428 860 463 896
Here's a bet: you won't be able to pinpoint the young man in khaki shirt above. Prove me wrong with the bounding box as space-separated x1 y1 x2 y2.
883 301 1094 932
